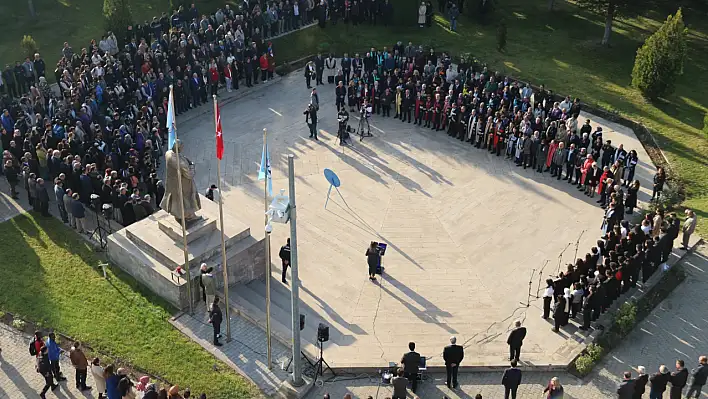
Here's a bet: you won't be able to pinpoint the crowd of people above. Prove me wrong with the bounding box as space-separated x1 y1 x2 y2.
0 1 299 228
30 330 206 399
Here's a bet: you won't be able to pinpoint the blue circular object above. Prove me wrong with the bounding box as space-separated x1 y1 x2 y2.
324 168 341 187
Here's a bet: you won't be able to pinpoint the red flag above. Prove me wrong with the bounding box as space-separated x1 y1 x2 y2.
215 101 224 160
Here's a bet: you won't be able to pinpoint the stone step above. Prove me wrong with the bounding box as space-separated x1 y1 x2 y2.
158 213 217 244
126 211 251 270
228 282 321 358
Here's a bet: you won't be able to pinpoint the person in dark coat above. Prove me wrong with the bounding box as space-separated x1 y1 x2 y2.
617 371 635 399
443 336 464 388
209 297 223 346
366 241 380 281
400 342 421 393
501 360 522 399
670 359 689 399
552 294 565 332
650 365 671 399
38 346 59 398
686 356 708 398
279 238 291 283
625 180 639 214
506 320 527 361
633 366 649 399
36 178 50 216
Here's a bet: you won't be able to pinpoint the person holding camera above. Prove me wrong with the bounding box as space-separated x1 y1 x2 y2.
304 103 318 140
337 108 350 145
366 241 380 281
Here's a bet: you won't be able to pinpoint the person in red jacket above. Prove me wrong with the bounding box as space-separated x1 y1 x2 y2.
208 61 219 97
223 63 233 93
259 52 269 82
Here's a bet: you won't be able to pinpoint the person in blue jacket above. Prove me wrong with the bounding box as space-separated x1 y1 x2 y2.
46 333 67 382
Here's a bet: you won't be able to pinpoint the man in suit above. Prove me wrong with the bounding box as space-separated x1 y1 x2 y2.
400 342 421 393
507 320 527 362
501 360 522 399
617 371 635 399
443 336 464 388
670 359 689 399
686 356 708 398
209 297 224 346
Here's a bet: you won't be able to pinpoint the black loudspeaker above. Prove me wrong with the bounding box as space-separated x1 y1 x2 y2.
317 323 329 342
300 314 305 331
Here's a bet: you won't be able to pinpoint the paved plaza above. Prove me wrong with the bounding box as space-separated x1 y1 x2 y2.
173 70 659 369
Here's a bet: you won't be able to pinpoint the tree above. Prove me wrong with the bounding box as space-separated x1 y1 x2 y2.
103 0 133 45
497 20 507 52
631 9 688 100
20 35 39 58
576 0 645 46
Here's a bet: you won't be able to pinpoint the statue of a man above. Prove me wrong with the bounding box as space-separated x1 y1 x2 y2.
160 139 201 222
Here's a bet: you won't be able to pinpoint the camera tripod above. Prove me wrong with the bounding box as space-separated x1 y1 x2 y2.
313 339 336 383
357 113 373 141
90 209 112 251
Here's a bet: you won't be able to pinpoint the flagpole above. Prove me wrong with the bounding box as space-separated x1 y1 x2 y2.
214 95 231 342
170 85 193 315
263 128 273 369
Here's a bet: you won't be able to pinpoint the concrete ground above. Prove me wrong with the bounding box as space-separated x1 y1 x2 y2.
304 244 708 399
173 69 658 369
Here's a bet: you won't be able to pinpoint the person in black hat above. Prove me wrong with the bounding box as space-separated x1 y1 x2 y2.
209 297 223 346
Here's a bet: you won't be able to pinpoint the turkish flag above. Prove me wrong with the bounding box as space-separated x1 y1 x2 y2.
215 101 224 160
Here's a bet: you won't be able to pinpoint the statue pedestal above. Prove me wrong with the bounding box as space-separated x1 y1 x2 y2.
107 194 266 310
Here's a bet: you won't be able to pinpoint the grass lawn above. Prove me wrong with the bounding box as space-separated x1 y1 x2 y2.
0 213 261 399
272 0 708 236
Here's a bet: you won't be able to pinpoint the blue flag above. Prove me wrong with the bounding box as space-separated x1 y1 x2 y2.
167 86 177 151
258 140 273 197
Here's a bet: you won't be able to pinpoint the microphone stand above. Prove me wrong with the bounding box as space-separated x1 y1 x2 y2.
521 268 536 307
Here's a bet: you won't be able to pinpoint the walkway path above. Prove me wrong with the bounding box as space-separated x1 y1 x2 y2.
0 323 97 399
305 243 708 398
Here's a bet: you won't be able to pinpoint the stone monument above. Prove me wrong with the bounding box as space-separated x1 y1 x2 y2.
106 139 265 310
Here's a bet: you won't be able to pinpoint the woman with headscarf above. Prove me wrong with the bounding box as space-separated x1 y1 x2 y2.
105 365 121 399
91 358 107 399
625 180 640 215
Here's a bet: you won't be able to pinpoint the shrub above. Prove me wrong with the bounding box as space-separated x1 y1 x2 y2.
103 0 133 47
575 343 604 376
20 35 39 59
703 113 708 136
275 64 292 76
12 318 26 330
612 302 638 337
631 9 688 100
649 184 681 212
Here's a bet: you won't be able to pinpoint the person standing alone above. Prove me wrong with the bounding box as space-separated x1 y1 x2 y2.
443 336 464 388
279 238 291 283
507 320 527 362
681 209 697 251
209 297 224 346
400 342 421 393
501 360 522 399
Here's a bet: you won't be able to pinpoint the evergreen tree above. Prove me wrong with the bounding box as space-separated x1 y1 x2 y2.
103 0 133 45
631 9 688 100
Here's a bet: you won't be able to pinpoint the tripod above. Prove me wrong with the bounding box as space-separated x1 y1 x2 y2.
90 209 112 251
313 339 336 382
357 111 373 141
520 268 535 307
284 350 315 372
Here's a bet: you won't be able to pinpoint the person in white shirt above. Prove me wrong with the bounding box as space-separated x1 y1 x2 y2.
542 278 554 319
